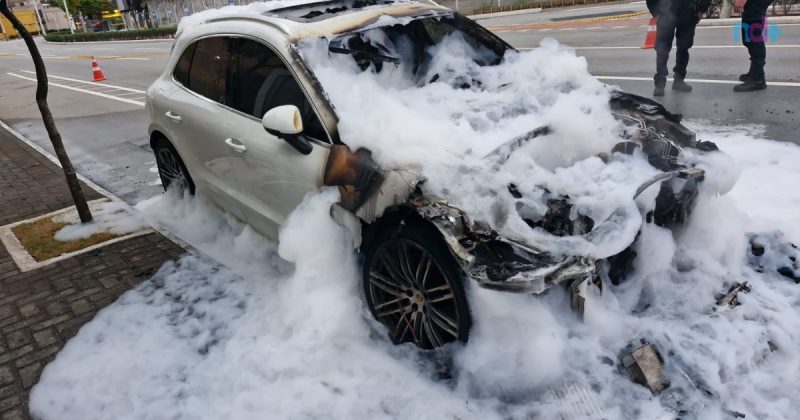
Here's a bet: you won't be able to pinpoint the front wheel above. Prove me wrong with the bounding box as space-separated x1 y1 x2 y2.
362 223 471 350
153 138 195 195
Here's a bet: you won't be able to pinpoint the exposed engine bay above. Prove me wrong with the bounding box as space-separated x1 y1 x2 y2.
326 91 720 296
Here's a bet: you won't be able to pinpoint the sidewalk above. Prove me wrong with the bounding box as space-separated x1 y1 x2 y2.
0 127 184 419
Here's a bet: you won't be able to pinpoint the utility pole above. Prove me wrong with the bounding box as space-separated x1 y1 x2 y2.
61 0 74 34
32 0 46 35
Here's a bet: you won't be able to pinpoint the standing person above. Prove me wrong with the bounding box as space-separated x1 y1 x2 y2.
734 0 775 92
646 0 711 96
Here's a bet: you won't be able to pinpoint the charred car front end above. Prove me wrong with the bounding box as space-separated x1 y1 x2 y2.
268 0 722 345
324 89 714 297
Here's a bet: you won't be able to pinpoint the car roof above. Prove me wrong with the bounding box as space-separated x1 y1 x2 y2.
186 0 452 40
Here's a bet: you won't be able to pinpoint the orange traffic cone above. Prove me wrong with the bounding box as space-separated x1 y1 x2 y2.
641 18 657 49
91 57 106 82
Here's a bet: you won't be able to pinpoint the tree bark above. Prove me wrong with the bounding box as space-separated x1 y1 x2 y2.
0 0 93 223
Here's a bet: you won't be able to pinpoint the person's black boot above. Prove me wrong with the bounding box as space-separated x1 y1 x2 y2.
654 85 665 96
734 79 767 92
738 73 751 82
672 79 693 92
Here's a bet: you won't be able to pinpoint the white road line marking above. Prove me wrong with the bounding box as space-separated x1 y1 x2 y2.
6 73 145 106
582 44 800 49
559 28 576 31
539 28 553 32
115 91 146 96
517 45 800 50
699 23 800 29
19 70 146 94
596 75 800 87
587 26 601 30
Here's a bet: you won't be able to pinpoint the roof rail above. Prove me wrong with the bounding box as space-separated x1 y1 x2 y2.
203 14 288 34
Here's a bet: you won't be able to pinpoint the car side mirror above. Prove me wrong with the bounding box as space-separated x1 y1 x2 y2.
262 105 312 155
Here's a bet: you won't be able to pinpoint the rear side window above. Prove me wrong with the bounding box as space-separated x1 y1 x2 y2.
189 37 231 104
231 39 327 141
172 43 195 87
184 37 231 105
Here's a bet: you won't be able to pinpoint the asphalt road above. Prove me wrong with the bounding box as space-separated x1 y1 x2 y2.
0 1 798 204
0 40 171 202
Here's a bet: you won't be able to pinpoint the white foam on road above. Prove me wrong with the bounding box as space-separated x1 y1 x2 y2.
28 128 800 419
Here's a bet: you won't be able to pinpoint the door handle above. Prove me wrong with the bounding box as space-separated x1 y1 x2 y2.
165 111 182 123
225 138 247 153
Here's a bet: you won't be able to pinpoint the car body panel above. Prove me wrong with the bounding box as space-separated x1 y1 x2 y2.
149 20 338 239
163 85 250 219
224 109 329 237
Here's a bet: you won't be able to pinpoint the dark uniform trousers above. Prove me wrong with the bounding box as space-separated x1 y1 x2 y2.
654 15 696 88
741 0 775 81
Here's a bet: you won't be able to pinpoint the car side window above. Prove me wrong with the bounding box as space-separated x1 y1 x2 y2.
173 43 195 87
187 37 231 105
231 38 328 142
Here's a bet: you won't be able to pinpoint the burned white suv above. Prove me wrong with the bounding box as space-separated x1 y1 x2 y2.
148 0 720 350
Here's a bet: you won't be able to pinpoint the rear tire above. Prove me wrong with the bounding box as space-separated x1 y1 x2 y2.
153 137 195 195
362 223 471 350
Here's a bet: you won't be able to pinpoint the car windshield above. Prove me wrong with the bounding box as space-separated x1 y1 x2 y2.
327 14 511 85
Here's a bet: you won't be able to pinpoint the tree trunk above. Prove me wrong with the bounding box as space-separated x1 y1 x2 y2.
0 0 93 223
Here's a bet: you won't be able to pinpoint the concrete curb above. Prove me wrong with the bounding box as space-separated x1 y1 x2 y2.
470 8 542 20
698 15 800 26
0 119 194 253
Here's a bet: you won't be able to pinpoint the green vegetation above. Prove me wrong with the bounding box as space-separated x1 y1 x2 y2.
53 0 112 18
44 27 176 42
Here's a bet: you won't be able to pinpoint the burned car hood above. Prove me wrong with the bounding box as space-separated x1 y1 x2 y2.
300 20 731 264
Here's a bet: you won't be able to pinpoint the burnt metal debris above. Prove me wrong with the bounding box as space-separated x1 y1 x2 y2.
714 282 752 311
522 197 595 237
620 342 670 395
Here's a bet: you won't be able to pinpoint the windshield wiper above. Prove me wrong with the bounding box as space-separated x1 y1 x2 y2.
328 39 399 64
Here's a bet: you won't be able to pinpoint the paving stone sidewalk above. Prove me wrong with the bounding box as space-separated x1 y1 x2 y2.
0 127 185 419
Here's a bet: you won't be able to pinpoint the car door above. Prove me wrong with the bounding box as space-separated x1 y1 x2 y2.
164 36 247 220
223 37 331 239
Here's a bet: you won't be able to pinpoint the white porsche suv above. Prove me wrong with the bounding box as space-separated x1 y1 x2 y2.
148 0 714 350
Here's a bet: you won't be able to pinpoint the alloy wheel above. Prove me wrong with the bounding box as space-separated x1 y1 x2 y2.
156 147 189 192
366 238 464 349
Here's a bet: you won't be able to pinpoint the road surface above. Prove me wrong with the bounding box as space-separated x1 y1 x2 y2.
0 0 798 204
